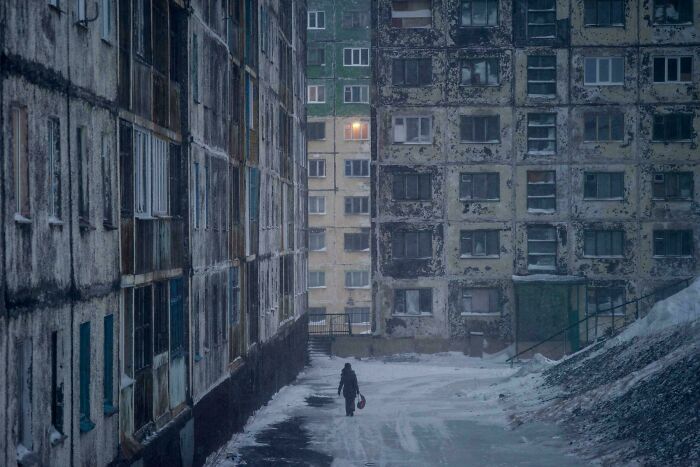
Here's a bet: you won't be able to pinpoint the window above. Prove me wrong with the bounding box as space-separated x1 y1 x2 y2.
460 0 498 26
227 269 240 329
307 48 325 66
345 270 370 288
584 112 624 141
309 229 326 251
309 271 326 288
392 230 432 259
460 115 500 142
343 48 369 66
345 160 370 177
652 114 693 141
393 116 432 144
394 289 432 315
584 57 624 85
653 56 692 83
345 196 369 214
345 229 370 251
309 159 326 177
393 173 432 201
461 58 499 86
12 106 30 218
584 0 625 26
101 133 114 224
346 307 370 323
192 161 200 229
77 126 89 222
101 0 113 41
342 11 369 28
309 196 326 214
527 171 556 211
344 122 370 141
587 286 625 316
17 338 33 448
584 172 624 199
50 331 64 434
653 0 693 25
308 122 326 140
134 128 151 216
653 230 693 256
192 34 199 102
528 226 557 270
79 321 94 432
152 136 168 216
203 161 209 228
653 172 694 200
48 0 60 8
153 283 168 355
461 288 499 315
103 315 115 414
460 230 500 257
392 58 432 86
459 173 499 201
527 113 556 154
527 56 556 95
48 118 61 220
308 10 325 29
309 307 327 323
527 0 556 37
344 85 369 103
307 85 326 103
584 230 624 256
391 0 432 28
77 0 87 21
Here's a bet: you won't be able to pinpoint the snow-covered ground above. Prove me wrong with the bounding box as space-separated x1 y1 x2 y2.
206 352 586 467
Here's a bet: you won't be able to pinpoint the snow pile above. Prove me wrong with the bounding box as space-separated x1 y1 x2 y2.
511 277 700 466
512 353 555 378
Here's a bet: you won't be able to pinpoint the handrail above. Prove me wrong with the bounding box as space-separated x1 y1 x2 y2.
506 277 694 365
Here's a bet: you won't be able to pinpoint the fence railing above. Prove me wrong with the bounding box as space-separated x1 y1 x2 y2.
507 277 694 365
308 312 371 336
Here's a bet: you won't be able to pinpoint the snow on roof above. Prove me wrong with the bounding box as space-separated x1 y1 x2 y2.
615 277 700 343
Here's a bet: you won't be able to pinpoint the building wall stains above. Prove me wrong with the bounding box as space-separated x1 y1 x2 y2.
1 1 309 466
371 0 700 352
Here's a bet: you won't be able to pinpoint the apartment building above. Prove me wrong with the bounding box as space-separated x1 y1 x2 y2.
307 0 373 329
1 1 308 466
371 0 700 354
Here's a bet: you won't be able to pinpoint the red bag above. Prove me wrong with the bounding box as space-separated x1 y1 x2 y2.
357 394 366 410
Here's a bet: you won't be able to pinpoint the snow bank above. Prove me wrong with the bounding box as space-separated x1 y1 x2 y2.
615 277 700 343
512 353 555 377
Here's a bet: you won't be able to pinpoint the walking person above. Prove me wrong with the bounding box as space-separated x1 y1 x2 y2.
338 363 360 416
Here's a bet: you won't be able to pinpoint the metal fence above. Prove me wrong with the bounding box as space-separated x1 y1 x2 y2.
308 312 371 336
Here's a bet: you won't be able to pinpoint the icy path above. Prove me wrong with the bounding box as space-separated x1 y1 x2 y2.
207 353 586 467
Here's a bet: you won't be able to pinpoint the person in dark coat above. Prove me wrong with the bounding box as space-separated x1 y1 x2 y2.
337 363 360 416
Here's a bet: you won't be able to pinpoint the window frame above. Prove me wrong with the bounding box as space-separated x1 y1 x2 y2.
344 159 370 177
527 113 557 155
307 47 326 66
344 196 370 215
307 84 326 104
460 58 500 87
344 122 370 141
584 172 625 200
460 230 500 258
48 117 62 221
342 10 369 28
584 57 625 85
583 229 625 257
459 0 499 27
307 10 326 29
393 173 432 201
309 229 326 251
344 270 370 288
392 58 433 87
344 230 370 251
459 172 500 201
308 195 326 215
393 288 433 315
527 55 557 96
343 48 370 67
391 0 433 29
527 225 558 271
652 172 694 201
527 0 557 38
343 85 370 104
527 170 557 212
393 116 432 144
584 0 625 27
652 0 693 25
392 230 432 259
308 121 326 140
653 56 693 83
308 159 326 178
583 111 625 142
653 230 693 257
652 113 694 142
459 115 501 143
308 271 326 288
587 286 626 316
461 288 500 316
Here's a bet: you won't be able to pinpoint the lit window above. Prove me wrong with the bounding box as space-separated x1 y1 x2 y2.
344 122 370 141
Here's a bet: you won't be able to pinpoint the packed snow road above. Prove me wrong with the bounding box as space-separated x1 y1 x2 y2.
206 353 586 467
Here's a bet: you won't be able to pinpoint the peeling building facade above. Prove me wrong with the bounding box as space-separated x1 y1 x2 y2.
371 0 700 353
1 1 308 466
307 0 373 326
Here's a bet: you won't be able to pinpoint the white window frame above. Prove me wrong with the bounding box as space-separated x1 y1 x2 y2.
308 159 326 178
308 271 326 288
343 48 370 67
307 85 326 104
344 159 370 177
308 196 326 215
343 85 369 103
393 116 432 144
307 10 326 29
151 136 169 216
134 128 152 217
653 56 693 83
344 122 370 141
584 57 624 85
309 229 326 251
345 270 370 288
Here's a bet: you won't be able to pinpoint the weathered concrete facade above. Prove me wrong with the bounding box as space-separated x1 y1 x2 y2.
371 0 700 353
307 0 372 324
1 1 121 465
2 1 308 466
